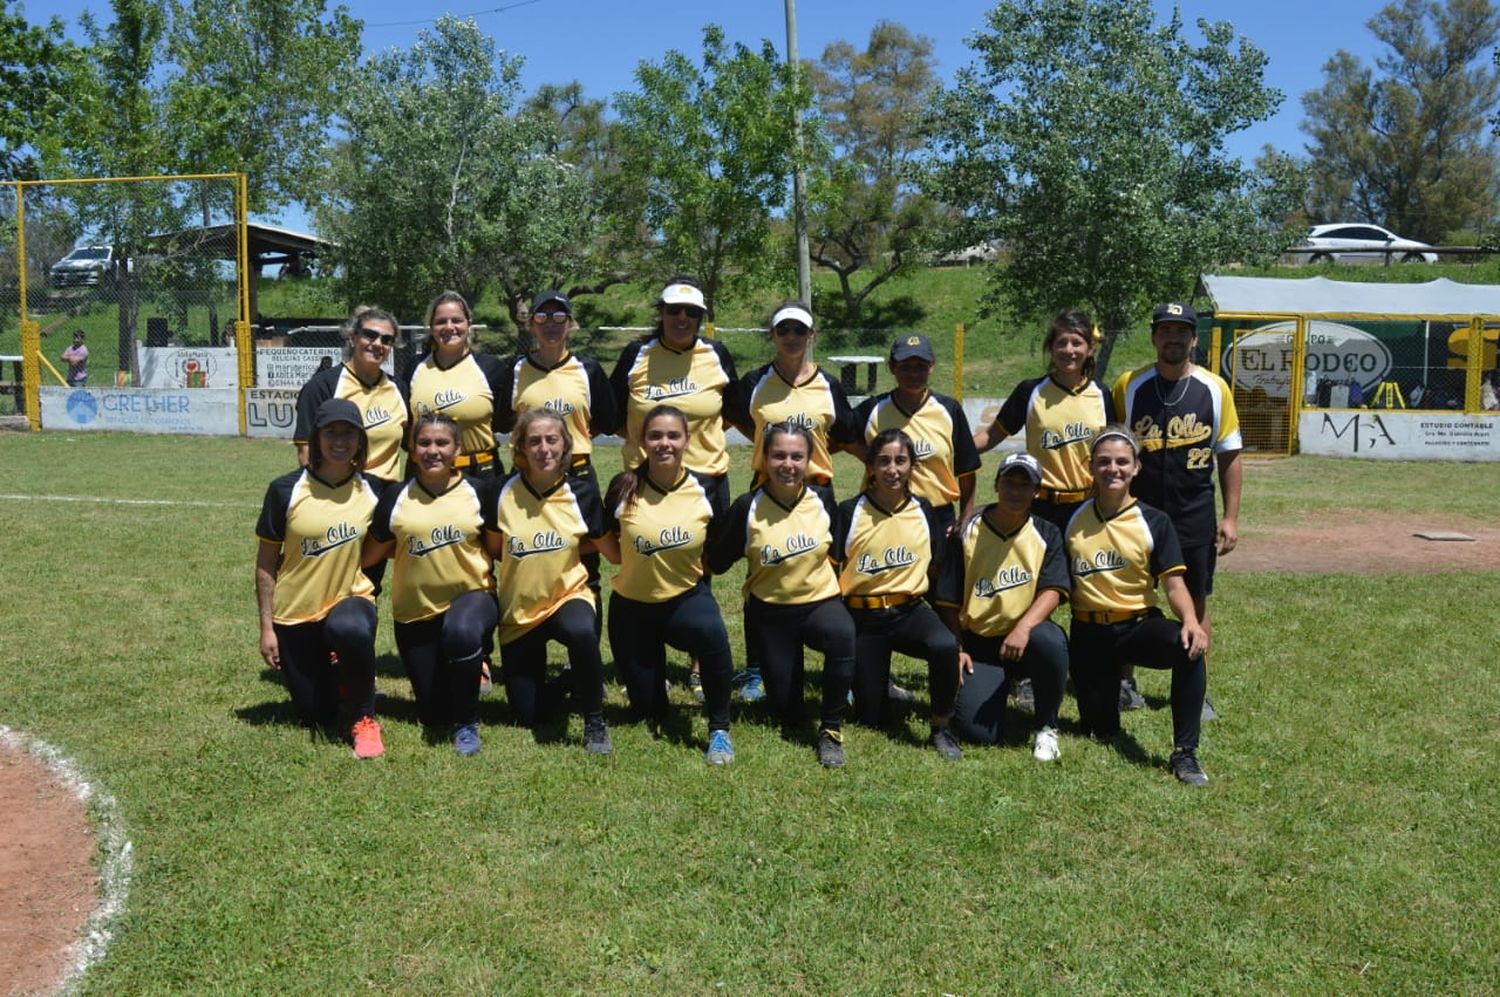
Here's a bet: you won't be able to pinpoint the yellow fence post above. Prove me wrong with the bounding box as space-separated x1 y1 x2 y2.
20 320 41 430
1209 325 1222 375
236 172 252 435
953 323 965 400
1465 317 1483 412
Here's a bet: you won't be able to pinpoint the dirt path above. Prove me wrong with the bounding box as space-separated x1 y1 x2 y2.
1227 510 1498 575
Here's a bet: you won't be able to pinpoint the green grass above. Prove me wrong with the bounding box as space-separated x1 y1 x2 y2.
2 431 1498 990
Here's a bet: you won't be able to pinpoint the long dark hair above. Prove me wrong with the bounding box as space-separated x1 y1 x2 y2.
1043 308 1096 381
863 427 916 493
607 404 688 511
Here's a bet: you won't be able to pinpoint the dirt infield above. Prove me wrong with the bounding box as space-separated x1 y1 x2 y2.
1228 511 1497 575
0 743 97 997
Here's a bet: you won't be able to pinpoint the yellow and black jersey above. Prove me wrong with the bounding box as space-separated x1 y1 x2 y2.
833 492 941 599
405 350 508 455
1065 499 1185 614
992 376 1115 494
610 336 737 477
1112 364 1242 547
495 351 617 458
935 510 1069 637
256 468 380 625
852 390 981 507
490 471 606 644
708 484 840 605
371 476 495 624
606 469 724 602
726 363 854 485
294 363 411 482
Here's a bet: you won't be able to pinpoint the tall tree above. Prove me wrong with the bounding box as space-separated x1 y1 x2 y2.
163 0 362 218
319 16 592 331
0 4 83 179
1302 0 1500 242
925 0 1293 376
807 21 945 327
614 25 811 313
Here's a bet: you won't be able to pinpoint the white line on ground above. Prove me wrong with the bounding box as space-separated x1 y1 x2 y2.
0 725 132 995
0 493 255 509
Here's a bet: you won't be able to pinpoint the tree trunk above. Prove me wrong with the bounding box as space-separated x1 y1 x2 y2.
1095 313 1127 385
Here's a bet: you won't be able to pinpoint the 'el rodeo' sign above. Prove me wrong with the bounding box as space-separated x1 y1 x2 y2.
1223 321 1392 399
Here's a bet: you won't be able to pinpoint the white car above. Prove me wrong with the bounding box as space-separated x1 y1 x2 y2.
47 245 115 287
1293 223 1438 264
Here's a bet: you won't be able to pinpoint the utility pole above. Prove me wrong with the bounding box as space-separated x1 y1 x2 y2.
785 0 812 306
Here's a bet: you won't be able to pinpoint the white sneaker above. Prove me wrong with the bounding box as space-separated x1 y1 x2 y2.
1032 726 1061 762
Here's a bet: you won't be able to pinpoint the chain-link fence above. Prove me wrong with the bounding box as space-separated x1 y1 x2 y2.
2 174 249 428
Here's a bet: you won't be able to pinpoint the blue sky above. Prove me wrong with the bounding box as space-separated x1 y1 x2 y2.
19 0 1391 226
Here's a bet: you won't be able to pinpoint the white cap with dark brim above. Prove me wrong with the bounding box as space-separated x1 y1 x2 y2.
770 304 813 329
999 451 1043 483
659 283 707 310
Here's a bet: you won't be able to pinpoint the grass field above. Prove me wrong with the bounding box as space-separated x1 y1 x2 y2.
2 430 1498 991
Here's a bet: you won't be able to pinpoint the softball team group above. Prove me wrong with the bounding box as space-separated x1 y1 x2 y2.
254 280 1241 785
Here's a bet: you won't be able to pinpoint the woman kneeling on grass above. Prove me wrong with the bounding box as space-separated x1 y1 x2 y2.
601 404 737 765
708 421 857 767
363 412 498 756
256 398 384 758
488 408 612 755
834 428 963 760
1066 427 1211 786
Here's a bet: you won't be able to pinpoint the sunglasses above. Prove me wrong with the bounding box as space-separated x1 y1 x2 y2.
356 327 396 346
773 322 810 337
533 310 570 323
664 304 705 319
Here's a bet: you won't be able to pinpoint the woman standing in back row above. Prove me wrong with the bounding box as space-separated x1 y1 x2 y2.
406 291 509 480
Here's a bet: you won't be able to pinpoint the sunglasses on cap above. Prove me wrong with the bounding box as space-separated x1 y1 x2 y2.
533 310 570 323
773 322 810 337
356 327 396 346
664 304 705 319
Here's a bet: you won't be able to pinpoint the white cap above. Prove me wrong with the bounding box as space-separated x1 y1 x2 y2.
770 304 814 329
660 283 706 310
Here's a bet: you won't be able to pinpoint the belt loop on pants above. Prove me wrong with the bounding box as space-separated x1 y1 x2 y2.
1072 607 1150 625
1038 485 1089 503
844 592 915 611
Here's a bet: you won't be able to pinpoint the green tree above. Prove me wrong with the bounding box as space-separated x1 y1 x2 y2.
163 0 362 217
1303 0 1500 243
925 0 1292 376
614 25 811 313
0 3 83 179
319 16 592 332
807 21 946 328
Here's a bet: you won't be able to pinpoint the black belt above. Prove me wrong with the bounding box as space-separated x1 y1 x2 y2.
1073 608 1149 625
845 593 916 610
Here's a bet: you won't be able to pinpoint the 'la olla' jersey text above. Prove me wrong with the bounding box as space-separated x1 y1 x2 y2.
710 484 840 604
611 336 736 477
729 363 854 484
498 351 616 458
935 510 1069 637
256 468 380 625
991 375 1115 494
833 492 940 599
853 389 981 507
293 363 410 482
1064 499 1185 614
406 350 506 455
371 475 494 623
608 470 722 601
491 471 605 644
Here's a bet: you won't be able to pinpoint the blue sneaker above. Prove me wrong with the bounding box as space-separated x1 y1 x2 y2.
736 668 766 703
453 722 481 757
705 729 735 765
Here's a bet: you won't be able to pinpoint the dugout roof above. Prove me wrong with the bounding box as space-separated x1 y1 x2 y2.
145 222 333 268
1198 274 1500 321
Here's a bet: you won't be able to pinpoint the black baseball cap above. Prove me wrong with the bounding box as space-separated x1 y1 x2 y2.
531 289 571 315
312 397 363 432
1151 301 1198 331
890 333 935 363
998 451 1042 484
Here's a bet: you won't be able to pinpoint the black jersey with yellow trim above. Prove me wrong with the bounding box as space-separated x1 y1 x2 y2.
832 491 942 598
852 389 981 507
709 483 840 605
992 376 1115 494
256 467 381 625
491 470 606 644
495 351 617 458
1064 498 1185 614
935 509 1069 637
606 468 725 602
293 363 411 482
726 362 855 484
609 335 737 477
371 474 496 624
1111 363 1242 547
405 350 508 455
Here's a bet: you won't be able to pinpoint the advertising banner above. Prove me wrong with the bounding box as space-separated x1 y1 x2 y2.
138 347 240 389
255 347 344 388
40 386 240 435
245 388 301 439
1298 411 1500 460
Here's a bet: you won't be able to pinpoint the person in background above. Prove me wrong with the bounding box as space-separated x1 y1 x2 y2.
1482 369 1499 410
62 329 89 387
1112 301 1240 719
362 412 498 757
1066 427 1210 786
936 452 1071 762
255 398 384 758
601 404 737 765
834 428 963 760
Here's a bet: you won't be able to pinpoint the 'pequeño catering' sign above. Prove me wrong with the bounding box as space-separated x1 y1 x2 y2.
1223 321 1392 399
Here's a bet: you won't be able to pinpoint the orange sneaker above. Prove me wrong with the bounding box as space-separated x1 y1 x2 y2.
479 658 494 697
351 716 384 759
